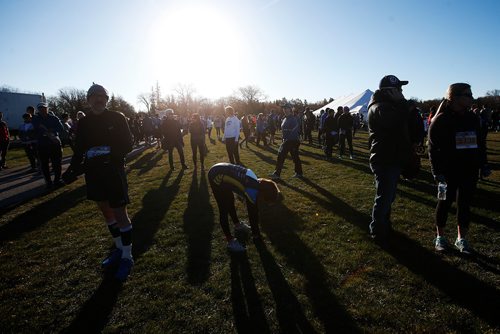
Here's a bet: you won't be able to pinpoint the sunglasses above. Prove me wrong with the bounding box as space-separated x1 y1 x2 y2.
457 93 473 98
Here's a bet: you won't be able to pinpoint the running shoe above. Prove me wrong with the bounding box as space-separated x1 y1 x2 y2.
454 238 472 255
227 239 246 253
268 172 280 180
115 258 134 281
101 248 122 268
434 236 448 252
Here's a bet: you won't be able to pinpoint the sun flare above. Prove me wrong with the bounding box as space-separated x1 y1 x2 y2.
149 5 248 98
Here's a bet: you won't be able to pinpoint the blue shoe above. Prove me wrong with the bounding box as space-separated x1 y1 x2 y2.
115 258 134 281
101 249 122 268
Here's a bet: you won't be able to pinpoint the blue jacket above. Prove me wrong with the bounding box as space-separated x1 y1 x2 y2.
281 115 300 141
32 114 64 147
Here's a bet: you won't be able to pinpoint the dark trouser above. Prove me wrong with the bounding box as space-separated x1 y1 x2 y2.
256 131 267 146
225 138 240 164
317 129 323 146
240 130 251 147
191 138 205 165
325 134 335 158
435 174 477 231
369 164 400 237
216 127 221 137
210 181 260 239
207 128 212 138
275 140 302 176
24 144 37 168
38 144 62 184
0 140 9 167
339 130 353 156
167 142 185 167
304 126 313 143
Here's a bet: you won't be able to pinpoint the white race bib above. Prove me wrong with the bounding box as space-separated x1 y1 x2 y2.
86 146 111 159
455 131 477 149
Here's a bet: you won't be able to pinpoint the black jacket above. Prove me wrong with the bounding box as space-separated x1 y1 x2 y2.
367 90 412 166
161 118 183 145
428 108 486 178
70 109 133 169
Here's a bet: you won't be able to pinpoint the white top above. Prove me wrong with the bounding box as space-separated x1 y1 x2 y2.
223 115 240 139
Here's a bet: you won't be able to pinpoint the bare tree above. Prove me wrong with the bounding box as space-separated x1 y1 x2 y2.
173 83 197 115
236 85 266 104
137 93 151 113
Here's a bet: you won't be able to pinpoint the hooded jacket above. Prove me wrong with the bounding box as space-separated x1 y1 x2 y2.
367 89 412 166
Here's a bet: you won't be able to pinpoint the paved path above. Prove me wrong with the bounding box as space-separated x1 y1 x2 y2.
0 144 149 212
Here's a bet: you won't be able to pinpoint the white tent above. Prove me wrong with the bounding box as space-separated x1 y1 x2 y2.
312 89 373 121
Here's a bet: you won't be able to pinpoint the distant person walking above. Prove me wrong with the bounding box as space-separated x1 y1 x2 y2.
338 106 354 159
429 83 489 254
0 112 10 170
32 102 64 188
269 104 303 179
189 113 206 170
62 83 134 281
161 109 188 170
239 115 251 148
18 113 38 171
223 106 241 165
367 75 413 242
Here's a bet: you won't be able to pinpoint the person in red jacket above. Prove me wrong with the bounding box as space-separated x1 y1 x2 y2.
0 112 10 170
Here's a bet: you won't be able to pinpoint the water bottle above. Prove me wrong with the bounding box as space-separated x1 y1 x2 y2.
437 182 447 200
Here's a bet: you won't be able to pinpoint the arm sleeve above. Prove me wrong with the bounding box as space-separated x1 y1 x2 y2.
427 118 445 176
112 114 133 161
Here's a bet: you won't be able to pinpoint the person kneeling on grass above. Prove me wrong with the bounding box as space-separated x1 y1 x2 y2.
208 162 282 252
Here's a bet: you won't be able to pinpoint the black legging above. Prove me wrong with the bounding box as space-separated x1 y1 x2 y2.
339 130 353 156
435 174 477 231
209 181 260 239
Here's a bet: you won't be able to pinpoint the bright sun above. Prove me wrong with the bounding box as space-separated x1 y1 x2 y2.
149 5 249 98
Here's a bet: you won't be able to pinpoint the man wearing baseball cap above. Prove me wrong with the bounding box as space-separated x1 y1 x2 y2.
367 75 413 244
63 83 134 281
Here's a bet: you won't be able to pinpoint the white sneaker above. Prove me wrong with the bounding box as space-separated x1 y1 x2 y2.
227 239 246 252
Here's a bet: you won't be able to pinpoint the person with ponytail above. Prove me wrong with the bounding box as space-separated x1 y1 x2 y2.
428 83 489 254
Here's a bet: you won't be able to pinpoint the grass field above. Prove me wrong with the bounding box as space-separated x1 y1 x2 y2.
1 130 499 333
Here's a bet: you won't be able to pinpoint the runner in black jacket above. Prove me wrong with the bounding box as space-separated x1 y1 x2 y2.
63 83 134 281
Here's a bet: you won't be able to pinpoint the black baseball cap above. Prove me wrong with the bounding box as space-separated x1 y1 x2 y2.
379 75 409 89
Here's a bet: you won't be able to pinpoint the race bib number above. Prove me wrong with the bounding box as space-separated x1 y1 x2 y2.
455 131 477 149
86 146 111 159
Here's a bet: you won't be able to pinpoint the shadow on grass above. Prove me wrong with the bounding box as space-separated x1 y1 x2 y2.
261 202 360 333
64 170 184 332
132 169 183 257
230 253 270 334
0 185 87 245
183 170 215 285
254 239 317 333
62 276 122 334
128 150 156 171
126 148 166 176
247 147 276 166
280 178 500 328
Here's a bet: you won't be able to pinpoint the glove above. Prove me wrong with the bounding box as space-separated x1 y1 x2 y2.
480 165 491 178
433 174 446 183
61 168 78 185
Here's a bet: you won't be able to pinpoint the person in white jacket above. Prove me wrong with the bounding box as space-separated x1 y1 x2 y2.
223 106 242 165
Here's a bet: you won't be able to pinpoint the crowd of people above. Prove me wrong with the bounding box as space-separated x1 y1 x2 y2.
0 76 495 281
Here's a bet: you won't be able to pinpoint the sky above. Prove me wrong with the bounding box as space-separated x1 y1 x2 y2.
1 0 499 111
